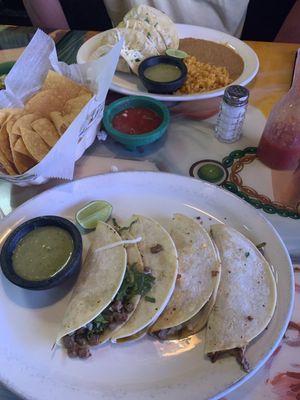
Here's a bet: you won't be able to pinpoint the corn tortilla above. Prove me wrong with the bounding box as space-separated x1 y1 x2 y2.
205 224 277 354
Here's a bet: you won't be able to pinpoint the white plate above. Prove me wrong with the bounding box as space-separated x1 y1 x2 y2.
77 24 259 102
0 172 293 400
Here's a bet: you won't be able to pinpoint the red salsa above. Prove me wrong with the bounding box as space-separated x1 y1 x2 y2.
112 107 162 135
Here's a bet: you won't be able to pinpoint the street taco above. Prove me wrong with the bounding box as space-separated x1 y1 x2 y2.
57 215 178 357
149 214 221 340
111 215 178 342
122 5 179 50
57 220 150 358
205 224 277 371
89 5 179 74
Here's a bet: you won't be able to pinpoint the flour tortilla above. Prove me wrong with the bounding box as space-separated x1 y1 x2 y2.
149 214 221 338
123 5 179 49
119 18 166 54
89 25 158 75
118 26 159 74
89 5 179 74
88 28 131 73
205 224 277 354
56 221 127 343
111 215 178 342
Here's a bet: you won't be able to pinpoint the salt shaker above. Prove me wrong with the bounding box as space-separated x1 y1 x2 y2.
214 85 249 143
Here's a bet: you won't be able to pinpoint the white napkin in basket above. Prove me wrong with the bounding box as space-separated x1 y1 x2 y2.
0 29 123 181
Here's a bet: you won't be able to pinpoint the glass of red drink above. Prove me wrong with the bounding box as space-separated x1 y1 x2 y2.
257 49 300 171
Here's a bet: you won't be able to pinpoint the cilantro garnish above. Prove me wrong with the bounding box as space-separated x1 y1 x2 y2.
145 296 156 303
256 242 266 250
112 218 137 233
116 265 155 302
90 313 109 334
87 265 155 338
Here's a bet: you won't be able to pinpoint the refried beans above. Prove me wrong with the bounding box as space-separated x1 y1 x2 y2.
179 38 244 80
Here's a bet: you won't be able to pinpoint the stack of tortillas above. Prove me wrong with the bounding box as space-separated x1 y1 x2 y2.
0 71 92 175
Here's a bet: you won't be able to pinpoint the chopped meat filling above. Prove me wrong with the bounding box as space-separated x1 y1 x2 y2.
208 347 250 372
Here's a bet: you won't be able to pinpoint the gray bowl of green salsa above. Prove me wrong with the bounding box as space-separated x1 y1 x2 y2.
0 216 82 290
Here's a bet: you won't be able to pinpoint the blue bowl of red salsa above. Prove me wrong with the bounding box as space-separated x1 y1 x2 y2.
103 96 170 150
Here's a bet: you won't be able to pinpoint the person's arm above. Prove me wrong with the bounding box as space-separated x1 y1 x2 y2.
23 0 69 30
275 0 300 43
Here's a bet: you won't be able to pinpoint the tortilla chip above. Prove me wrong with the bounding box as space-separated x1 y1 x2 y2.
63 93 92 115
13 151 35 174
14 137 33 158
5 110 25 137
0 108 23 121
50 111 72 135
20 127 50 162
0 147 17 175
6 116 17 136
78 88 91 96
8 130 35 174
0 112 13 162
43 70 91 100
10 113 40 136
0 109 22 158
1 108 27 175
0 111 8 123
25 89 66 117
31 118 60 147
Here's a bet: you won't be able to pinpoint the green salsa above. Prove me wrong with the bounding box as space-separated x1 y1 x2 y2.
144 63 181 82
12 226 74 281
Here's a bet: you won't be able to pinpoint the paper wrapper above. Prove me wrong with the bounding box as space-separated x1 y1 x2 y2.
0 29 123 185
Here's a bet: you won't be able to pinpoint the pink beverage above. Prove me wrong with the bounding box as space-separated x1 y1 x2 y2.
257 48 300 170
257 113 300 170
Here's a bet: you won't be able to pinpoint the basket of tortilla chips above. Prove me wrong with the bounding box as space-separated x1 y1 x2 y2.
0 29 122 186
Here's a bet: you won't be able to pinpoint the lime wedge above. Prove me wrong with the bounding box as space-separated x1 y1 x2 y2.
166 48 188 59
75 201 113 230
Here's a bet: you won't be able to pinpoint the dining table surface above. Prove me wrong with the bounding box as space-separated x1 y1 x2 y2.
0 25 299 400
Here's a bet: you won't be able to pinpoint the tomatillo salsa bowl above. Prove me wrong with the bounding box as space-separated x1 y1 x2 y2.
138 55 187 94
0 216 82 290
103 95 170 150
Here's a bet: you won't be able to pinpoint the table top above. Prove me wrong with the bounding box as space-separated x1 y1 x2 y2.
0 25 299 400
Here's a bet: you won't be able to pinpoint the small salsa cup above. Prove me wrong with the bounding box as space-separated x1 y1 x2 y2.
0 215 82 290
138 55 187 94
103 95 170 150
